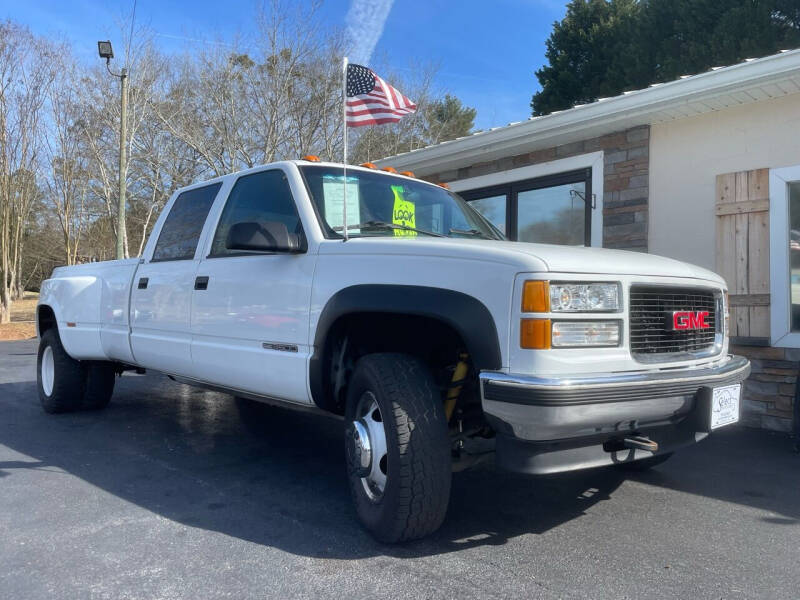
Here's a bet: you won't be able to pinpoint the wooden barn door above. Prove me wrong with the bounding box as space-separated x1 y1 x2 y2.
715 168 770 339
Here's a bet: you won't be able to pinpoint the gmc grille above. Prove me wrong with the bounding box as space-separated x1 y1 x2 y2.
629 286 719 360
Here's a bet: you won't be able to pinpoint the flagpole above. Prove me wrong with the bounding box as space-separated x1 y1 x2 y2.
342 56 349 242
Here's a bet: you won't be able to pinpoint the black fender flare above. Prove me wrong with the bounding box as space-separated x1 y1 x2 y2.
309 284 502 411
36 304 57 338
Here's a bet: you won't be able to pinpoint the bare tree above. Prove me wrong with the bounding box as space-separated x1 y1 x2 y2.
0 21 57 321
44 56 91 265
249 0 344 161
155 1 345 175
161 48 256 176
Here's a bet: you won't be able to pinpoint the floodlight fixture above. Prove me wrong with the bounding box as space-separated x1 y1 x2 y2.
97 41 114 60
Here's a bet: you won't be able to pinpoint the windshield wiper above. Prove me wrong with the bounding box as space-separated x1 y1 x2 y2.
449 228 491 239
334 220 445 238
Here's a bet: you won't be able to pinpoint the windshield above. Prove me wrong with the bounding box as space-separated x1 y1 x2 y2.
299 165 504 240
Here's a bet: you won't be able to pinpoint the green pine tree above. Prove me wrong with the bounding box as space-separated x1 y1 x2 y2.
532 0 800 117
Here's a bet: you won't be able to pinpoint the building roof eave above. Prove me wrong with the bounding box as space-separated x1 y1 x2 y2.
375 49 800 176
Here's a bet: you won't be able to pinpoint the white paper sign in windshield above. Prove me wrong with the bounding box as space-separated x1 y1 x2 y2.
323 175 360 234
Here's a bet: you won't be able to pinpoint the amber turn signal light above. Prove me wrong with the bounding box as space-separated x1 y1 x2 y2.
522 281 549 313
520 319 551 349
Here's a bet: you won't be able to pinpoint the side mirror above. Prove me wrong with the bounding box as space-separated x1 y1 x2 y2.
226 221 306 253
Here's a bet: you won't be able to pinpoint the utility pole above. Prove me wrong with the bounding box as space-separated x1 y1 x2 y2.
117 67 128 260
97 41 128 260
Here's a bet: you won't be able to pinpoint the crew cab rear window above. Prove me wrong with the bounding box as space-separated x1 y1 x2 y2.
152 183 221 261
209 169 302 256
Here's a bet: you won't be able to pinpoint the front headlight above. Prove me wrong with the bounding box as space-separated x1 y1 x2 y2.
549 283 620 312
552 321 621 347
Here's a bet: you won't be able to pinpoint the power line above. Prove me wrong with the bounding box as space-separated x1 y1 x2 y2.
126 0 137 61
152 32 233 47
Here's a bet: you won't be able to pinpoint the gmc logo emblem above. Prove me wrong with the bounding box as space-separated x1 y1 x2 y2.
669 311 711 331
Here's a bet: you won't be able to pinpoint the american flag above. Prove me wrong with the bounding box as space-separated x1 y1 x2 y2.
346 63 416 127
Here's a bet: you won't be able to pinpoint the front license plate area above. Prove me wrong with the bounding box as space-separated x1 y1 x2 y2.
710 384 740 429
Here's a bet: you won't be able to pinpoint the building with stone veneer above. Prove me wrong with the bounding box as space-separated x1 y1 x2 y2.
377 49 800 433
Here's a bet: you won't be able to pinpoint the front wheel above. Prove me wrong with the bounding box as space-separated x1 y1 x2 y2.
345 353 451 543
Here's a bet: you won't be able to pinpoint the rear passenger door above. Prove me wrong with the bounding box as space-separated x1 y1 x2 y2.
130 183 221 376
190 168 316 402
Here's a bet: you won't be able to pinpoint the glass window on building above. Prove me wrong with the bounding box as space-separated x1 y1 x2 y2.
469 195 507 236
460 168 592 246
789 181 800 331
517 182 586 245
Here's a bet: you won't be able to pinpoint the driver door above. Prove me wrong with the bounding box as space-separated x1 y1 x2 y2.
190 168 316 403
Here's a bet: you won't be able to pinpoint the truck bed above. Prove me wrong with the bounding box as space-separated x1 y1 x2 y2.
39 259 140 363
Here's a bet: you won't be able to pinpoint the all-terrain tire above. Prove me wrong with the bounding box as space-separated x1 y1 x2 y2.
345 353 451 543
615 452 674 472
37 328 87 413
83 363 116 410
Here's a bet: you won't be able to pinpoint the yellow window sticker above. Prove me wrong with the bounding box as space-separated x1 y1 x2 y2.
391 185 416 237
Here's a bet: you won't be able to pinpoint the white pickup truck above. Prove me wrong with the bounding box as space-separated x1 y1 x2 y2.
36 159 750 542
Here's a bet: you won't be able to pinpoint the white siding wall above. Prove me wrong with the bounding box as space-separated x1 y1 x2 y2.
649 93 800 272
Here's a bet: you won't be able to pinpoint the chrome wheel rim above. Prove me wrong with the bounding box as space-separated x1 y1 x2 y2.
351 391 388 502
41 346 54 396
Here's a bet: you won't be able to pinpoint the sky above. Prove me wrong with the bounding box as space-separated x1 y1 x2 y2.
1 0 569 130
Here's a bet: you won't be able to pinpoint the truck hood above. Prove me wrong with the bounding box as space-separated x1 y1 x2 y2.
318 238 724 284
497 240 722 281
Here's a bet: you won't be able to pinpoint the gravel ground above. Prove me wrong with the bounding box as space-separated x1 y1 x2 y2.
1 338 798 599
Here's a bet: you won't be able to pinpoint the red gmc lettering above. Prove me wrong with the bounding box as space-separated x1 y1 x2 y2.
673 311 710 330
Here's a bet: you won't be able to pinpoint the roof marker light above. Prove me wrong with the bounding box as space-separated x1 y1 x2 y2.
437 182 450 189
360 162 377 169
381 166 398 173
400 171 415 177
302 155 320 161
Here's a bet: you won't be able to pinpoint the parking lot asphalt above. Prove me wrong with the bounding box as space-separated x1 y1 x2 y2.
1 338 799 599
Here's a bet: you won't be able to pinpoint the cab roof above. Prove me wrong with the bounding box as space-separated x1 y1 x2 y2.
174 159 440 196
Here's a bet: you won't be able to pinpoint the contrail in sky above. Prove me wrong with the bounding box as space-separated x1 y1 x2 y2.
345 0 395 65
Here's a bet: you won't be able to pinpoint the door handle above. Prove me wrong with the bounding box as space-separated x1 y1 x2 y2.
137 277 149 290
194 276 209 291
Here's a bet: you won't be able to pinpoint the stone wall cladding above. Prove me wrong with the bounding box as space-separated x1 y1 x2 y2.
733 344 796 432
424 125 651 251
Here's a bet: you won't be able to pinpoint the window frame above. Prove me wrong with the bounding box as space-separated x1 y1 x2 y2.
206 168 306 259
449 151 604 247
150 182 222 263
769 165 800 347
460 168 592 245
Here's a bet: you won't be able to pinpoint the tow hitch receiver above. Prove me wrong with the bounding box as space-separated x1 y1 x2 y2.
622 435 659 453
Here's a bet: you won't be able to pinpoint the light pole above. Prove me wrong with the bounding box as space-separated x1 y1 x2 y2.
97 41 128 260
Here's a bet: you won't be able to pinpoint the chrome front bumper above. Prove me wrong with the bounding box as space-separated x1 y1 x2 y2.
479 355 751 474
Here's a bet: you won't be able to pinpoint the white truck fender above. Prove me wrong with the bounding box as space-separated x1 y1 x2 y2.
38 275 105 360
